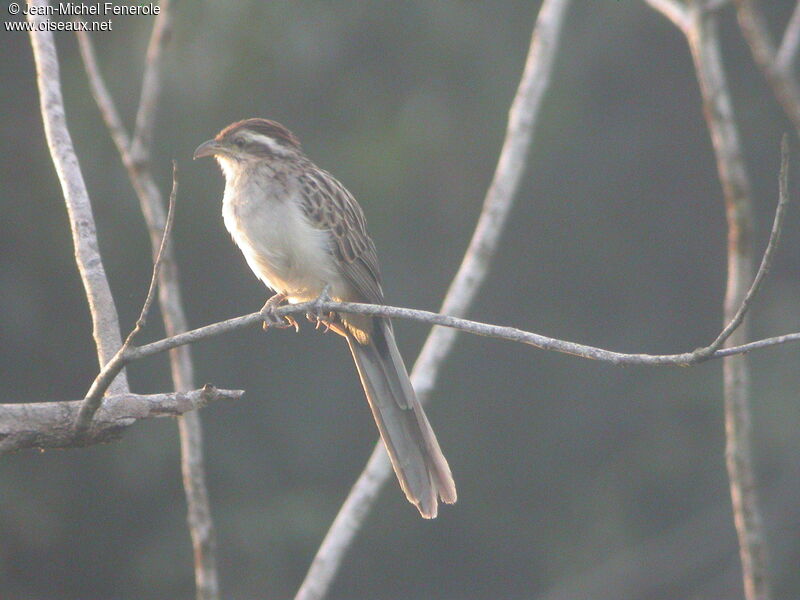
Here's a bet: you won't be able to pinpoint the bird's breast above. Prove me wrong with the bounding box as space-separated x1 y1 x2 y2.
222 175 339 301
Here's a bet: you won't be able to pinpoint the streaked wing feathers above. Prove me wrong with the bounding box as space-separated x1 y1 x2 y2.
299 168 384 304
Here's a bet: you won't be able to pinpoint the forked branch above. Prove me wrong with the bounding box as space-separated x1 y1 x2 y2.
75 163 179 434
0 386 243 455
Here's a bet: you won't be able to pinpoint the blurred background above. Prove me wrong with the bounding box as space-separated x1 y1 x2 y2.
3 1 800 598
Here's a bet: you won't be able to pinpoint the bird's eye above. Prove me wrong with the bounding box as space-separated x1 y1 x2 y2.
234 138 245 148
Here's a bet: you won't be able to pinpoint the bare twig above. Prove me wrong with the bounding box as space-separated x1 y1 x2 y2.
648 1 772 597
0 386 243 455
75 29 131 154
702 135 790 355
75 164 178 432
644 0 690 32
27 0 128 395
122 161 178 348
125 296 797 366
736 0 800 137
77 6 220 598
776 0 800 73
130 0 171 167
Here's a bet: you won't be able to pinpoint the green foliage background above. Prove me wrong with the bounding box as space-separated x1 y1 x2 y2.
2 1 800 598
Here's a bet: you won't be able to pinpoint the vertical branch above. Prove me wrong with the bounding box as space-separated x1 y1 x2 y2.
26 0 128 395
776 1 800 72
646 1 771 598
76 3 220 598
294 1 573 599
685 7 770 600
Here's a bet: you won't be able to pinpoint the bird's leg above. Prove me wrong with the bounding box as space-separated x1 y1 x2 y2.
306 284 335 333
260 293 299 332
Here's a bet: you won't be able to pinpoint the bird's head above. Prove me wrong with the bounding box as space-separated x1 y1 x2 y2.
193 118 303 176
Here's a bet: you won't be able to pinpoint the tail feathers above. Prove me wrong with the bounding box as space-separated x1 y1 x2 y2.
347 320 456 518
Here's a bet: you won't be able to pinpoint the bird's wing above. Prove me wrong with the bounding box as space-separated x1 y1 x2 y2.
298 167 384 305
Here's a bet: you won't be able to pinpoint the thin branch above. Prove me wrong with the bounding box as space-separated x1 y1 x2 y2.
776 0 800 72
75 28 131 154
644 0 691 32
702 135 790 355
134 295 796 364
735 0 800 137
130 0 171 167
122 161 178 348
77 7 220 598
75 164 178 433
0 386 243 455
27 0 128 395
6 292 800 456
655 2 771 598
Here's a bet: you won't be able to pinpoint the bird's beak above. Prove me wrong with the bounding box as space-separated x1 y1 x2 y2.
193 139 222 160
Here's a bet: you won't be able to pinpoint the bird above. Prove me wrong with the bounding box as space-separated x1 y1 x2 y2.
194 118 456 518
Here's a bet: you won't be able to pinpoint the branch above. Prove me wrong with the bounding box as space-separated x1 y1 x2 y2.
701 135 790 356
75 27 131 155
130 0 171 167
77 5 221 598
27 0 128 395
0 386 243 455
75 164 178 432
122 160 178 349
649 2 773 598
644 0 690 32
776 0 800 71
688 9 771 600
735 0 800 137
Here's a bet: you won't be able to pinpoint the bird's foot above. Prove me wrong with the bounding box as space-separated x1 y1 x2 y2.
306 285 334 333
307 311 337 333
260 293 299 332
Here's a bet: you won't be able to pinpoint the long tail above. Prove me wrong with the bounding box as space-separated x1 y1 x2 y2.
346 318 456 518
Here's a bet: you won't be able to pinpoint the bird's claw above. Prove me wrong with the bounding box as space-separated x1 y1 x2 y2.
260 294 299 332
306 311 335 333
306 285 334 333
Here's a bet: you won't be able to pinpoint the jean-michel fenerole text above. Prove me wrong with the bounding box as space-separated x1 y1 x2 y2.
23 2 160 16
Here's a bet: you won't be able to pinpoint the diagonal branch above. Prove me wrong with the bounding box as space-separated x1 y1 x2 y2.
295 2 563 597
75 164 178 432
130 0 171 167
26 0 128 395
644 0 690 32
736 0 800 137
122 160 178 349
776 0 800 72
701 134 790 356
77 5 221 598
0 386 243 455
